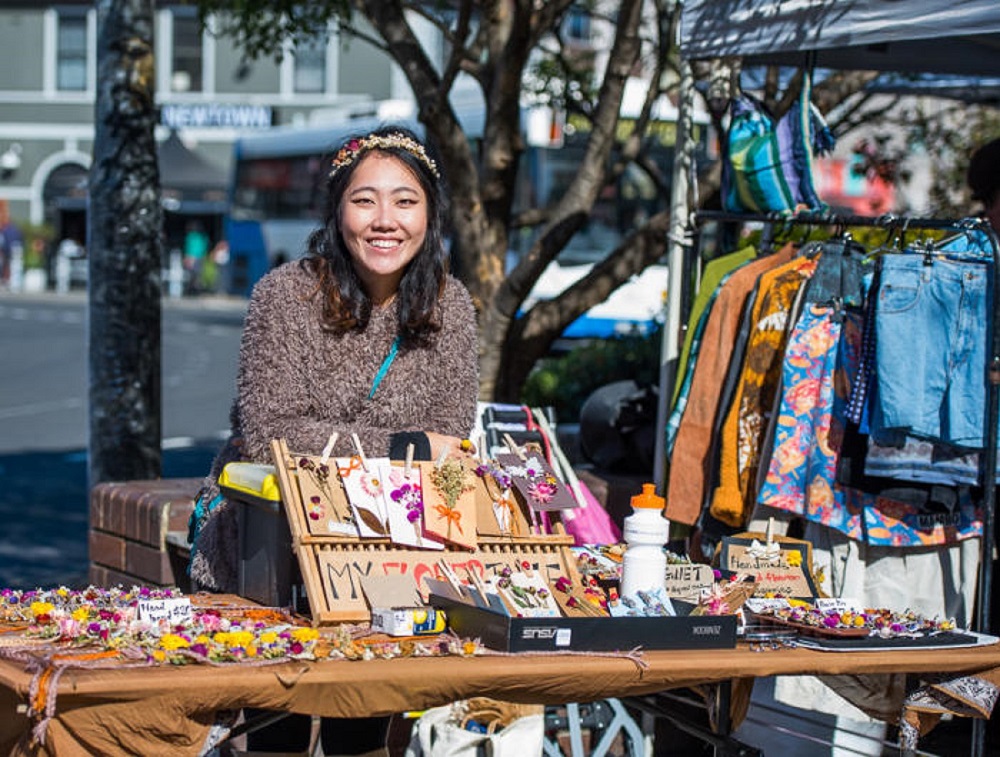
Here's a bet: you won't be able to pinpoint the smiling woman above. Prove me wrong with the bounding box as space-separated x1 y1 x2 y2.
190 125 479 588
338 150 429 303
187 125 480 754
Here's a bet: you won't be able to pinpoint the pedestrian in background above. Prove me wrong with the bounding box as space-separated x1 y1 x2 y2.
183 221 210 294
0 199 23 288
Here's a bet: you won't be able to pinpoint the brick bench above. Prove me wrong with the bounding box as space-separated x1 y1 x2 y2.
88 478 201 591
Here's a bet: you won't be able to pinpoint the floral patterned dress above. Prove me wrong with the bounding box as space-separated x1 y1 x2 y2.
757 303 981 547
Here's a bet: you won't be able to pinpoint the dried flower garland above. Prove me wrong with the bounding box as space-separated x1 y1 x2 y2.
754 604 957 637
1 586 484 665
330 133 440 179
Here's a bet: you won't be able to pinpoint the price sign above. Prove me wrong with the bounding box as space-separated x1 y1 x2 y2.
137 597 193 625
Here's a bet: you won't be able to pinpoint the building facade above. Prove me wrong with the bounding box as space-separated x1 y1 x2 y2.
0 0 412 265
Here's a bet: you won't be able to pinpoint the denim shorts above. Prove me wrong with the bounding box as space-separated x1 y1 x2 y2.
872 253 990 449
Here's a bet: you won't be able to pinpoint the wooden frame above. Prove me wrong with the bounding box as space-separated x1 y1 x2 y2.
270 438 576 624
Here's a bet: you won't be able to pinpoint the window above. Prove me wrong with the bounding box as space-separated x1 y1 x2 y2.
565 10 591 42
171 9 203 93
294 34 327 94
57 9 88 91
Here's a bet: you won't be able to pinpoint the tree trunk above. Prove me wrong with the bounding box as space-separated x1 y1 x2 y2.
492 211 673 403
88 0 162 489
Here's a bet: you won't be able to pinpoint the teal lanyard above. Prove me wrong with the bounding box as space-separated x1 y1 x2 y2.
369 336 401 399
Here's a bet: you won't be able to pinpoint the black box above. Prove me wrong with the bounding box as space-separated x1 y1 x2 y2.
431 594 737 652
225 486 307 612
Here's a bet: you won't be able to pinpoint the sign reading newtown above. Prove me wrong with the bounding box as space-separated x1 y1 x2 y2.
161 103 273 130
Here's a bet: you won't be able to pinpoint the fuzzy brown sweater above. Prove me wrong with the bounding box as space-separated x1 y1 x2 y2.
190 261 479 591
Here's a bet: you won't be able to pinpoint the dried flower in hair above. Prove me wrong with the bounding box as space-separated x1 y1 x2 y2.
330 132 439 179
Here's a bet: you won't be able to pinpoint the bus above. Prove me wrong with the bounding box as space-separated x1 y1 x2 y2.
224 107 709 338
225 117 386 297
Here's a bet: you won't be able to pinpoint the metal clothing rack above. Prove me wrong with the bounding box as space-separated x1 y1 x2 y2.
686 209 1000 636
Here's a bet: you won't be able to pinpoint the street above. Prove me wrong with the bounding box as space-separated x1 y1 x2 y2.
0 291 246 588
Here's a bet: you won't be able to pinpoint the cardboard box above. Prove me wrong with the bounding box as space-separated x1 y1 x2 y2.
431 594 737 653
371 607 448 636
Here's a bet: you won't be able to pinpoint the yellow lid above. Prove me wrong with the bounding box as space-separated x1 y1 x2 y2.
219 462 282 502
631 482 665 509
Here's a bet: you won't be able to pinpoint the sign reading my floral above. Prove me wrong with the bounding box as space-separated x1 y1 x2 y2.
313 546 570 621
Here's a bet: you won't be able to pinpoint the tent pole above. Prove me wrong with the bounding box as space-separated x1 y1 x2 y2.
653 53 696 492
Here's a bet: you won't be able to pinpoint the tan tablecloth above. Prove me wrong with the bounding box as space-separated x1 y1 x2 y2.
2 641 1000 756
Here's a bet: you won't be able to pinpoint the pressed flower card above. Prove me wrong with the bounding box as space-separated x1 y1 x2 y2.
337 455 390 539
418 459 477 549
472 461 532 536
381 461 444 550
495 451 577 512
294 455 356 537
488 568 561 618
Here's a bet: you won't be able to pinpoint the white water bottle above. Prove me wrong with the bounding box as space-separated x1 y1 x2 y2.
620 483 668 599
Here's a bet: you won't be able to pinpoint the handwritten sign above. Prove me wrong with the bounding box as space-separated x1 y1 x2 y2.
816 597 862 614
745 597 791 614
137 597 193 625
311 546 569 622
720 534 818 598
663 563 715 602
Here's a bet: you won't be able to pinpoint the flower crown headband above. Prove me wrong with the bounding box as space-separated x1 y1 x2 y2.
330 132 440 179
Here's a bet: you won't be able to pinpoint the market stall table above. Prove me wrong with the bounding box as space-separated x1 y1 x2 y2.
2 637 999 755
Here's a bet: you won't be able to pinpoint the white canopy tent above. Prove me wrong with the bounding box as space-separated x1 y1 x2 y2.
679 0 1000 75
656 0 1000 635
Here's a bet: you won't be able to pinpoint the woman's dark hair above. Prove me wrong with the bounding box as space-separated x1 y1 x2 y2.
302 125 448 345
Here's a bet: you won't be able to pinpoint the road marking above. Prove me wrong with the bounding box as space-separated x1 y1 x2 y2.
0 397 83 419
162 430 230 449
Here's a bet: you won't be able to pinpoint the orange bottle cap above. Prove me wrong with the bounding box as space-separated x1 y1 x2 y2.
631 483 665 509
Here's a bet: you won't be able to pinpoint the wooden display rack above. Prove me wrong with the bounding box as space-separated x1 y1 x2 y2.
270 438 576 625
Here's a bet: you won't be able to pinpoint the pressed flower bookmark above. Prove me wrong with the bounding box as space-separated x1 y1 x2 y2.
294 454 355 537
472 460 529 536
419 455 478 549
337 436 389 538
381 452 444 550
495 446 577 513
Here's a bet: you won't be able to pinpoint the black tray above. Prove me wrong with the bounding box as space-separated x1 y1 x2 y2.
431 594 737 653
794 630 982 650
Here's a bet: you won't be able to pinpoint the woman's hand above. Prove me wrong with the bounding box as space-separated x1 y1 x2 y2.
425 432 476 461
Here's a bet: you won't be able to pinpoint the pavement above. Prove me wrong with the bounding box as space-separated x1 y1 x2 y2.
0 440 223 591
0 289 246 590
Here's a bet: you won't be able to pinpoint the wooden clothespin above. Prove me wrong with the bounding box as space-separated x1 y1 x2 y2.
404 442 415 479
502 433 525 461
464 566 488 598
435 444 451 469
320 432 339 465
351 433 369 471
437 559 464 595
